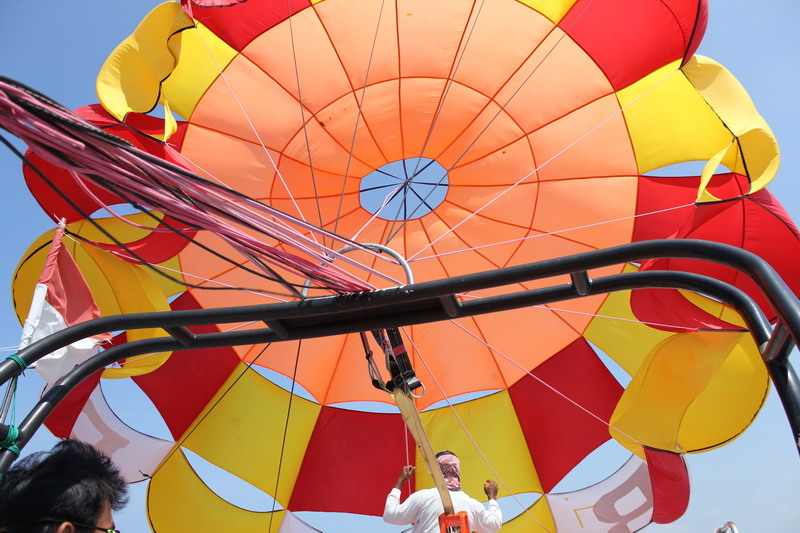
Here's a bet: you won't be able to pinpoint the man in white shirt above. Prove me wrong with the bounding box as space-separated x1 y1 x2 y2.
383 451 502 533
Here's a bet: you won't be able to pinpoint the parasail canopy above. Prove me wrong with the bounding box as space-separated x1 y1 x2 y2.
4 0 800 531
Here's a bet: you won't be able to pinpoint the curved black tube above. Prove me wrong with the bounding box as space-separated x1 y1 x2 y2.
0 267 789 472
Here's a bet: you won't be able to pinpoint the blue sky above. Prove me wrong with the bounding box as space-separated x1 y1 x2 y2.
0 1 799 532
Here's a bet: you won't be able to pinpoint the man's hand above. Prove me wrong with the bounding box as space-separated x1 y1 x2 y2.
483 479 498 500
394 465 416 490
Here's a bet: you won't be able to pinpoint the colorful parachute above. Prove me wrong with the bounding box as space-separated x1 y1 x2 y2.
8 0 800 531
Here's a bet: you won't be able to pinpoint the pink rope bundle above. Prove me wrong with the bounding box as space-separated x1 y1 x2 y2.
0 78 398 296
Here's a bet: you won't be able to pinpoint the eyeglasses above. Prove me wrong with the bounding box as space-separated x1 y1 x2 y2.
40 518 120 533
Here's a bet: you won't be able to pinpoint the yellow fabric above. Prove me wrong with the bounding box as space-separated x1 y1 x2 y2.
148 254 186 299
70 243 171 378
681 289 748 329
610 331 768 454
160 21 237 120
683 55 779 200
696 139 735 202
494 496 556 532
175 365 322 502
583 265 672 377
148 448 285 532
417 391 543 496
517 0 579 23
618 60 733 177
12 230 56 325
96 2 194 138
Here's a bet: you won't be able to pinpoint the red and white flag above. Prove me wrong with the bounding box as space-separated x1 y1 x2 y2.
18 222 106 384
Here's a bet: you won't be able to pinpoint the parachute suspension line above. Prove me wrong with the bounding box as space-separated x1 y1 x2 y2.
350 181 408 242
190 21 319 242
382 0 487 243
1 85 373 295
0 135 211 292
2 78 404 294
410 202 697 262
407 0 485 179
268 340 303 533
332 0 390 237
152 344 272 480
403 332 554 533
383 0 602 246
98 243 296 301
163 145 332 252
63 165 310 299
159 143 404 284
450 321 644 447
66 231 303 299
382 159 447 238
2 113 297 294
115 147 404 293
407 66 682 262
286 0 326 243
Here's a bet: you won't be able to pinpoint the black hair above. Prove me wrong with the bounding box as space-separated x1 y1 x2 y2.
0 439 128 532
435 450 457 458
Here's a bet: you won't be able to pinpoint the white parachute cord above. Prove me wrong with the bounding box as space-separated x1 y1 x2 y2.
408 66 681 262
406 0 486 179
351 181 408 243
382 0 488 243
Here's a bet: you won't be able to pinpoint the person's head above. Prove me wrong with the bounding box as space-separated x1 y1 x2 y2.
435 450 461 490
0 439 127 533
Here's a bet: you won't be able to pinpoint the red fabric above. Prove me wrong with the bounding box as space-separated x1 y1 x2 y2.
644 448 690 523
683 0 708 63
631 174 800 328
561 0 707 90
132 293 241 439
44 371 102 437
630 286 738 332
184 0 311 51
633 174 750 243
288 406 413 515
508 338 623 492
89 215 197 265
638 189 800 323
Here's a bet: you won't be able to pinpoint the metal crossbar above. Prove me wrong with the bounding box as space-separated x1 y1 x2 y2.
0 239 799 473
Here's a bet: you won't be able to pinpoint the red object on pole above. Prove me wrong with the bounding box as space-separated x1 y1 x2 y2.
438 511 470 533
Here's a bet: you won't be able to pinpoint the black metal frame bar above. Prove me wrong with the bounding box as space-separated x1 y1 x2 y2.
1 239 799 473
